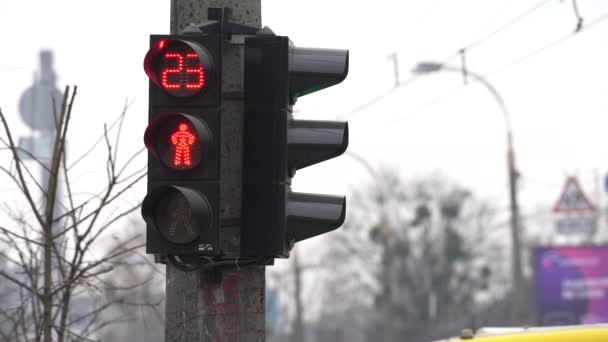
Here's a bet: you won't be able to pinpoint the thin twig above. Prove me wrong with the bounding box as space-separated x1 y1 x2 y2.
0 109 44 226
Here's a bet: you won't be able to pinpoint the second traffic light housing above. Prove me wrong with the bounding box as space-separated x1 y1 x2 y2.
241 32 349 258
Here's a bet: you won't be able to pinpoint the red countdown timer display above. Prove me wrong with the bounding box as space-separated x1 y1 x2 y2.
144 39 215 97
161 52 204 93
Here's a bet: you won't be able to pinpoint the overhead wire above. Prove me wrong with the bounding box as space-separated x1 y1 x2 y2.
340 0 557 120
382 9 608 128
485 9 608 78
338 76 418 120
463 0 554 52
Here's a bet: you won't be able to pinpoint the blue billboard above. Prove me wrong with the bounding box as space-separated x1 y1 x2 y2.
535 246 608 326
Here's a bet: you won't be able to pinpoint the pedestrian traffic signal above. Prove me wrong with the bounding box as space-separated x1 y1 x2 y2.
241 30 349 257
142 35 221 257
142 185 211 245
170 123 197 168
143 112 213 171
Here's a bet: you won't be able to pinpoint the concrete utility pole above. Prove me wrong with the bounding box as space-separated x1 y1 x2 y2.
165 1 264 341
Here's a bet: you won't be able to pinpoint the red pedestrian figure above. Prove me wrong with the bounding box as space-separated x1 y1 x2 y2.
171 123 196 167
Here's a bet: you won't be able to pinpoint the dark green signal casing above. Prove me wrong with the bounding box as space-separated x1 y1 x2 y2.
242 32 349 258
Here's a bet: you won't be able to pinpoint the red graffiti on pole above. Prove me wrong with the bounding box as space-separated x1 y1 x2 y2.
202 274 240 341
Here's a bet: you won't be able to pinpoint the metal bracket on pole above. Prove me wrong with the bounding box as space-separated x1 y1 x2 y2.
182 7 260 36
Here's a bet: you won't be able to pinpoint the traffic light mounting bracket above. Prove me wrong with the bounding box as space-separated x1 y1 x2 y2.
181 7 259 36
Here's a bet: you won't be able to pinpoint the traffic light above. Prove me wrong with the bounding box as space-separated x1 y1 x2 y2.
141 35 221 257
241 30 349 257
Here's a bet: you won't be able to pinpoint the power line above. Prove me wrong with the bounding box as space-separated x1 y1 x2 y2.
339 51 461 120
381 83 464 127
463 0 555 51
341 0 558 120
382 10 608 128
486 10 608 77
338 78 413 120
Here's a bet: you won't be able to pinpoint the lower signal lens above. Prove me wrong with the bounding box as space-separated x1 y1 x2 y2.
155 190 199 244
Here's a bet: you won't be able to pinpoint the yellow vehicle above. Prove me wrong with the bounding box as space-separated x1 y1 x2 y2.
434 324 608 341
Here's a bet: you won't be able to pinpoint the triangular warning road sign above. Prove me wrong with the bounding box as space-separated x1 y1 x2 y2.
553 177 595 213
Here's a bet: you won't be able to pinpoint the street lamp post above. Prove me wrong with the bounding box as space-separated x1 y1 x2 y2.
412 62 527 325
345 151 395 339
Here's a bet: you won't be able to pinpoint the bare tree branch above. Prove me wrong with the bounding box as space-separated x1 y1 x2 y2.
0 108 46 234
67 98 134 171
0 88 156 341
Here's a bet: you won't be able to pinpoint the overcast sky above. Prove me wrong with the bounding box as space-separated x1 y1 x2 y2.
2 0 608 245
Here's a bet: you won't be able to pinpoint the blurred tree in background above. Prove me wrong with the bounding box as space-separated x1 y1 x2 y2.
305 168 512 342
